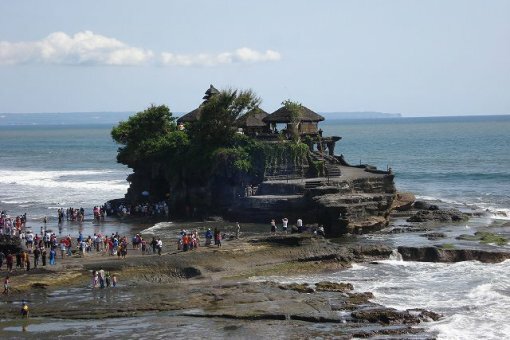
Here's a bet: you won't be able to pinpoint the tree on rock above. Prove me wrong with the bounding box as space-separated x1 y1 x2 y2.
111 105 188 168
189 88 261 149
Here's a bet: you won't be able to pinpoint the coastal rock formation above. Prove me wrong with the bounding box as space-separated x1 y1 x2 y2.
406 208 468 223
229 163 395 236
109 88 397 237
392 192 416 211
397 246 510 263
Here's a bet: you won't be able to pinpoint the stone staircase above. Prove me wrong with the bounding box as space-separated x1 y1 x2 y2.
325 163 341 177
305 180 324 189
264 166 304 181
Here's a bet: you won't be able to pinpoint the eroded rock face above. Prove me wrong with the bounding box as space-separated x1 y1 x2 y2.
398 246 510 263
392 192 416 211
229 170 397 237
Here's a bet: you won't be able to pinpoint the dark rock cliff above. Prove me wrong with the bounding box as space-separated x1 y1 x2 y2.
227 165 396 236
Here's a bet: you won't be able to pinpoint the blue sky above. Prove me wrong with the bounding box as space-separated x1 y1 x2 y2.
1 0 509 116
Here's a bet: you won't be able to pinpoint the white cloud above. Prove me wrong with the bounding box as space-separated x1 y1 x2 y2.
0 31 153 66
160 48 281 66
0 31 281 67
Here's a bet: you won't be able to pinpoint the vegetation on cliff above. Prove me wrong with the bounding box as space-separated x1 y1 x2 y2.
111 88 310 216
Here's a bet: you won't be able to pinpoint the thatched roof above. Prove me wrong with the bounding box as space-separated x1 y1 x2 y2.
177 107 202 123
235 107 269 127
263 105 324 123
177 84 220 124
203 84 219 100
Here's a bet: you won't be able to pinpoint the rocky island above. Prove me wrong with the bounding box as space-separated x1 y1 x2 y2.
110 85 395 235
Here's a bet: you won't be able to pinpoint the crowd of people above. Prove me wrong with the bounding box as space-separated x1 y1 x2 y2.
105 201 169 218
0 211 27 236
270 217 325 236
91 269 117 289
56 207 87 223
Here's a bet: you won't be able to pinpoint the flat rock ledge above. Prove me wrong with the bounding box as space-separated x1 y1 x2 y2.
179 281 440 338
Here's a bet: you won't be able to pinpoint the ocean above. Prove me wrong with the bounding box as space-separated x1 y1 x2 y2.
1 113 510 338
322 115 510 219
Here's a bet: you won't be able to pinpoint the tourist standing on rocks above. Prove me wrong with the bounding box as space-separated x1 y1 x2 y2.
6 253 13 272
141 239 147 254
156 238 163 255
15 252 21 269
236 222 241 239
21 301 29 319
105 271 111 287
33 247 40 268
22 251 28 269
205 228 213 246
41 249 47 266
92 271 98 288
297 218 303 232
60 242 66 259
49 248 56 265
214 228 222 247
99 269 105 288
3 276 9 294
282 218 289 233
151 237 157 254
270 219 276 234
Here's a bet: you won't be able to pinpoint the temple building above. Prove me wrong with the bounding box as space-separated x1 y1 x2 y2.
177 85 341 156
263 104 325 136
235 107 270 136
177 85 219 124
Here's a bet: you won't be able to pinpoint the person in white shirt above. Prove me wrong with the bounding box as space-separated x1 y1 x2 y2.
156 238 163 256
282 218 288 233
296 218 303 232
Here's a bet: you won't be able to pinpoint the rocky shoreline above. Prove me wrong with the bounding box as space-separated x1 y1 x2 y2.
0 232 440 338
1 195 509 338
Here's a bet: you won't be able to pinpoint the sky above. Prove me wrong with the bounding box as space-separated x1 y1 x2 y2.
0 0 509 117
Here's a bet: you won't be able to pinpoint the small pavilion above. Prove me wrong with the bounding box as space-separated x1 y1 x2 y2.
263 104 325 136
235 107 270 136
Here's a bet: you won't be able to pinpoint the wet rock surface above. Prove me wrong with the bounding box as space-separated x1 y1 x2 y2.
407 208 469 223
398 245 510 263
0 234 438 338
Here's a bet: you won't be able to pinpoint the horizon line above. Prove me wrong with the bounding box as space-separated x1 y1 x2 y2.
1 111 509 119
